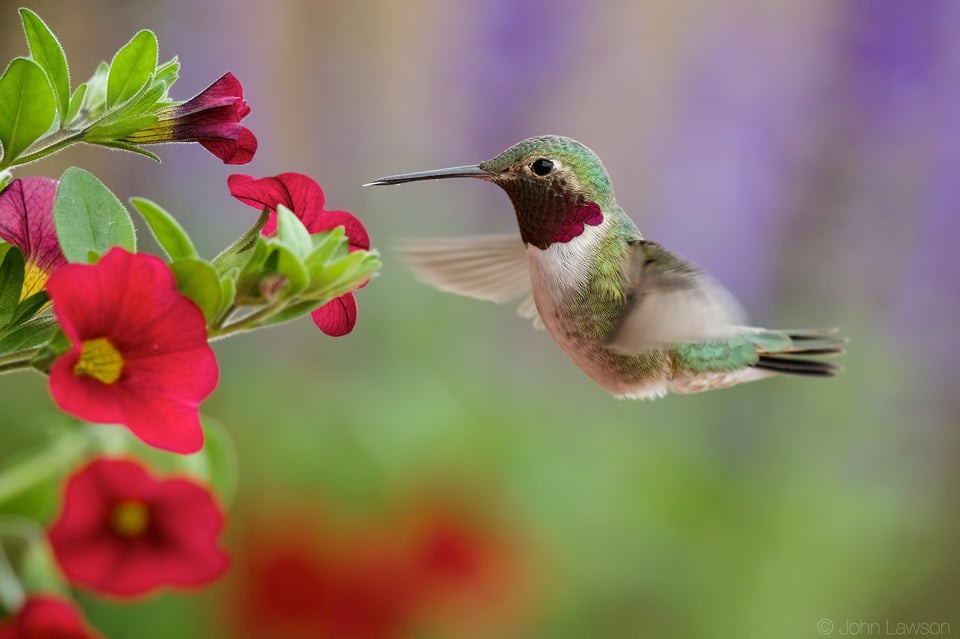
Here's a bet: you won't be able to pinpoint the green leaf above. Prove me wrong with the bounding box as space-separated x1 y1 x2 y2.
0 316 58 356
0 58 57 166
54 167 136 262
0 170 12 192
0 247 26 327
275 205 313 260
64 83 86 126
11 290 49 326
106 30 157 107
19 9 70 121
169 258 221 323
130 197 197 261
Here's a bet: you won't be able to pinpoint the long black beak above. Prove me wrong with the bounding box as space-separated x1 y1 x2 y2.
364 164 494 186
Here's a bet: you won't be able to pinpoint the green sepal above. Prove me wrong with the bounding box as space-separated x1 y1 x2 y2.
84 113 159 141
106 30 158 108
305 226 347 273
53 167 136 262
0 58 57 166
274 205 313 261
0 316 58 357
169 258 222 324
130 197 198 261
304 249 380 301
217 272 237 320
0 171 12 192
0 247 26 328
64 83 86 127
19 9 70 123
86 139 160 162
264 243 309 297
211 208 270 275
153 56 180 100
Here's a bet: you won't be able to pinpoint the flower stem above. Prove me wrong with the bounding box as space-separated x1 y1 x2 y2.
209 304 283 339
0 132 85 171
0 349 42 375
0 541 24 612
0 431 85 507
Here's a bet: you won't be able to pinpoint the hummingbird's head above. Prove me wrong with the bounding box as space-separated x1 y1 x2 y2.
368 135 616 249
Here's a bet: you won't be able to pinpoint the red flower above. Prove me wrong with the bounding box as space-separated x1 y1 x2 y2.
48 458 229 597
46 248 218 454
227 172 370 336
0 177 66 298
121 73 257 164
0 595 104 639
232 513 416 639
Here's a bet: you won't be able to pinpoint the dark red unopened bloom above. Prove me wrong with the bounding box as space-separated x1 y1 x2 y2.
49 458 229 597
228 172 370 336
0 596 104 639
46 248 218 454
122 72 257 164
0 177 66 299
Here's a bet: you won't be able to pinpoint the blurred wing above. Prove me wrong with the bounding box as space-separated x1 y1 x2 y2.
398 234 543 327
604 240 746 353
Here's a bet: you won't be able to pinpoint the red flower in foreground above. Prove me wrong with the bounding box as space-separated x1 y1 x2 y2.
0 177 66 298
0 595 104 639
49 458 228 597
228 172 370 336
46 248 218 454
122 72 257 164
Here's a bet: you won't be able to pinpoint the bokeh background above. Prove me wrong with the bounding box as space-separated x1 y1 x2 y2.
1 0 958 637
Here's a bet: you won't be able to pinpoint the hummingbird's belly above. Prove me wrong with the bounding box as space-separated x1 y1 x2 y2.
528 250 672 399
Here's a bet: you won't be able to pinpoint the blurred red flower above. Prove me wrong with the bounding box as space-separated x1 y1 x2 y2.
229 496 527 639
122 72 257 164
0 177 66 299
46 248 218 454
0 595 104 639
227 172 370 336
48 458 229 597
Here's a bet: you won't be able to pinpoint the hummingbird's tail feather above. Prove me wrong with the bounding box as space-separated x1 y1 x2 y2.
751 329 846 378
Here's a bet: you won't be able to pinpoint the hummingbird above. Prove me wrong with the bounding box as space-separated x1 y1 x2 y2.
367 135 844 399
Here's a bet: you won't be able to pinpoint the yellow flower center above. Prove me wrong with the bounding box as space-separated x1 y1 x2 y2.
73 337 124 384
21 261 48 300
110 499 151 538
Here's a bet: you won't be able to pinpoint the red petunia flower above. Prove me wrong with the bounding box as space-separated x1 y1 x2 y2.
48 458 229 597
46 248 218 454
0 177 66 299
0 595 104 639
121 72 257 164
227 172 370 336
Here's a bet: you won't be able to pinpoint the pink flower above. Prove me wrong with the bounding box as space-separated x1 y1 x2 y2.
46 248 218 454
0 595 104 639
48 458 229 597
121 73 257 164
227 172 370 336
0 177 66 298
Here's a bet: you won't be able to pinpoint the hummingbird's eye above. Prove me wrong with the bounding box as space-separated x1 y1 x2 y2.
530 158 555 177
